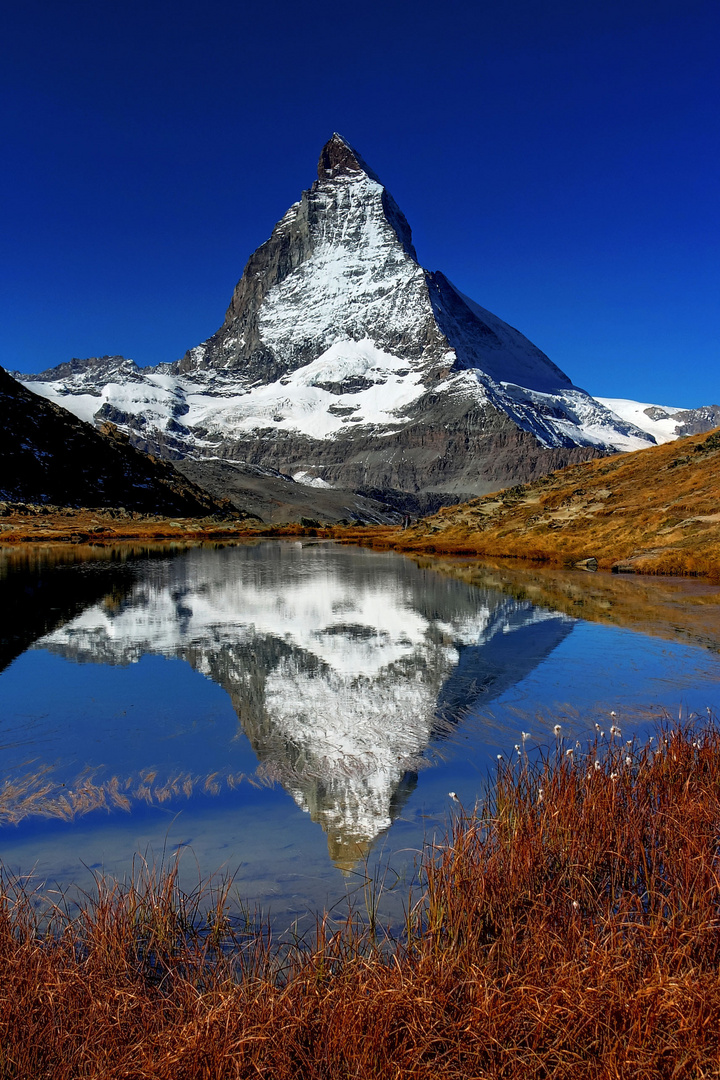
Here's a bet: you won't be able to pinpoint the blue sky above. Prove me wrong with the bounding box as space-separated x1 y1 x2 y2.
2 0 718 406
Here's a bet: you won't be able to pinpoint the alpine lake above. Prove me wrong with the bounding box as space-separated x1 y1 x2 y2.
2 539 720 933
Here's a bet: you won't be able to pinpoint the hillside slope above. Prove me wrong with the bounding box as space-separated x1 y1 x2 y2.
389 427 720 576
0 367 230 516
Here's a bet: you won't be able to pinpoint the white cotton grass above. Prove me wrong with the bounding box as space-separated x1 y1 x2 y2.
494 722 669 807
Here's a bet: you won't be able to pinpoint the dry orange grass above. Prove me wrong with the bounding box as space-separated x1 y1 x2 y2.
0 505 257 545
371 427 720 577
0 766 259 825
0 505 365 546
1 718 719 1078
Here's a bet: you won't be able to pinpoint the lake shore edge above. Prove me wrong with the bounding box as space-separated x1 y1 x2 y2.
1 503 718 581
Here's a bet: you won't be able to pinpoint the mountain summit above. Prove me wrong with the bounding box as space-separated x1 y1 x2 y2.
317 132 381 182
20 135 656 513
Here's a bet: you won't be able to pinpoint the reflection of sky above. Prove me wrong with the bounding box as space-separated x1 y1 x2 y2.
1 543 720 927
420 620 720 822
487 621 720 721
0 651 251 779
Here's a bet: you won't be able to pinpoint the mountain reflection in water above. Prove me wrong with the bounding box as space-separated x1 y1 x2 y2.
28 542 573 867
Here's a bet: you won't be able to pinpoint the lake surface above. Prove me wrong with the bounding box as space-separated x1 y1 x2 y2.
1 540 720 931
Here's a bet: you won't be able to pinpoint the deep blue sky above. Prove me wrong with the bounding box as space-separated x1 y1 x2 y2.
2 0 718 406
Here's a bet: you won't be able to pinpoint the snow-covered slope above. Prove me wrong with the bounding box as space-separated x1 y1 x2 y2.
19 134 660 505
596 397 720 445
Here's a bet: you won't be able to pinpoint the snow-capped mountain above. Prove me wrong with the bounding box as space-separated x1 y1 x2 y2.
19 134 661 509
36 544 573 866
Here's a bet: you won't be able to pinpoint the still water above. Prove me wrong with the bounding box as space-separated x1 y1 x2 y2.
1 541 719 929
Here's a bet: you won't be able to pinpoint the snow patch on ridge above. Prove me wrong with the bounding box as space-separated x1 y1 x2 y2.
595 397 684 444
190 339 426 440
293 472 333 488
24 341 428 444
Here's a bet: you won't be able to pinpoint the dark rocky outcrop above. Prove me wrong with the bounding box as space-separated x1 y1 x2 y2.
0 367 231 516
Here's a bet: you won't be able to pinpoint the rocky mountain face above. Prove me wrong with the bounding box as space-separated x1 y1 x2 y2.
0 366 230 516
19 135 668 513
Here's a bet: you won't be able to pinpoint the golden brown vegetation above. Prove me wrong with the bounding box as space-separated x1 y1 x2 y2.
373 427 720 577
1 719 719 1078
0 765 258 826
0 505 258 545
0 504 375 546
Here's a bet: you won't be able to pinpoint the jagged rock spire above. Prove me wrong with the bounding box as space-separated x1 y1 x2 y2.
317 133 380 182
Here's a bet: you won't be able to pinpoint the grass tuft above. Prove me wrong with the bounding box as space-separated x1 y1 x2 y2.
0 717 719 1077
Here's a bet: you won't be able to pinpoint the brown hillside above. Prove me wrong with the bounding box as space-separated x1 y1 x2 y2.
383 427 720 577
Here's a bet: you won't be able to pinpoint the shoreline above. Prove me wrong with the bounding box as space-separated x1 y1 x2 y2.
1 507 717 582
4 421 720 578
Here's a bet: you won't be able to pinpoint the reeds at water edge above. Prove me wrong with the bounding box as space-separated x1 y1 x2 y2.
0 766 257 825
0 716 719 1078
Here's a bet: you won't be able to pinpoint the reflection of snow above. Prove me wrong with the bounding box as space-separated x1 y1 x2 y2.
38 544 572 862
265 666 441 851
56 547 471 677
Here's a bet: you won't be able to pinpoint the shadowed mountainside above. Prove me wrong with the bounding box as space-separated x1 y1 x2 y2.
0 367 231 517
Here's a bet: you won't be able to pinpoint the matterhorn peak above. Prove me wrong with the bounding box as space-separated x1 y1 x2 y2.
317 132 380 182
21 134 660 514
